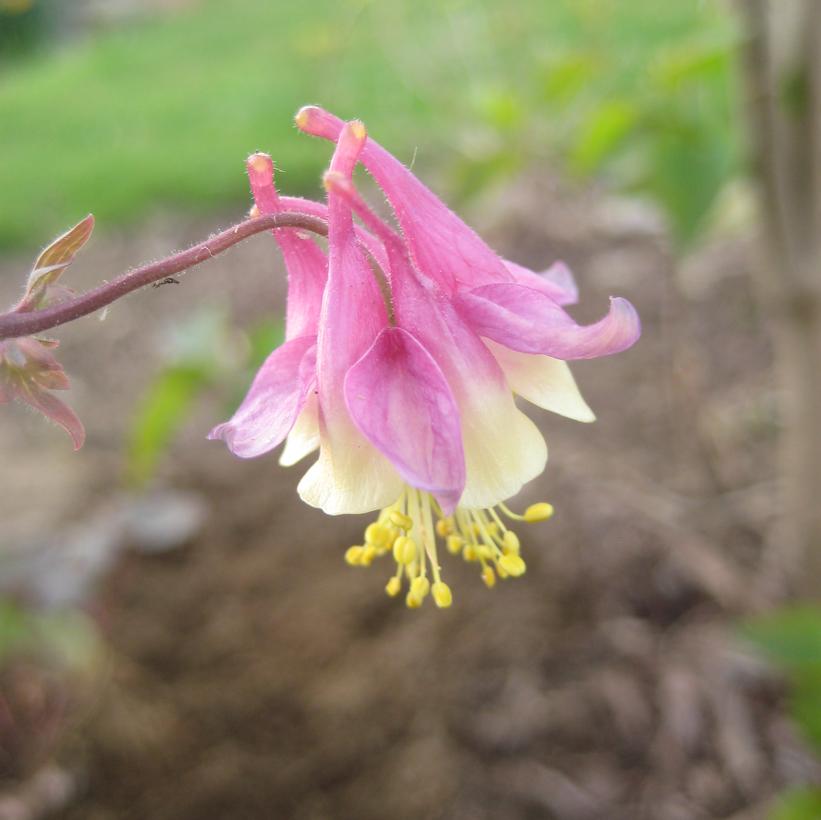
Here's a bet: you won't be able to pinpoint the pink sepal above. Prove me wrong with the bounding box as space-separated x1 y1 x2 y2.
208 335 316 458
503 260 578 306
295 105 514 294
246 153 327 340
457 283 641 360
345 326 465 514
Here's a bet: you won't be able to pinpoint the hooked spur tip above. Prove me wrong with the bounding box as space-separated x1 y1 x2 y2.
347 119 367 142
322 170 353 195
294 106 319 131
246 152 272 176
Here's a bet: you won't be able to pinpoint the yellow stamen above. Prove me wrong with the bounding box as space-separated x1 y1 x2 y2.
411 576 430 599
345 546 364 566
345 488 553 609
524 502 554 523
389 510 413 530
435 518 454 537
502 530 520 554
432 582 453 608
499 553 526 577
365 522 390 547
392 535 417 565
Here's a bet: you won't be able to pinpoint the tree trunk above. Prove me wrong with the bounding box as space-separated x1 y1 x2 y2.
740 0 821 598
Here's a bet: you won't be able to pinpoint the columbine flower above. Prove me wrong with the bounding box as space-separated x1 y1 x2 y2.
211 112 641 609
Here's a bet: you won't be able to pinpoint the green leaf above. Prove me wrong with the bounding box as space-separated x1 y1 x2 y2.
569 100 638 175
540 52 600 104
0 599 35 660
652 36 734 90
247 319 285 369
0 598 97 669
769 787 821 820
126 364 210 487
473 87 524 132
20 214 94 310
742 606 821 673
791 679 821 750
743 606 821 752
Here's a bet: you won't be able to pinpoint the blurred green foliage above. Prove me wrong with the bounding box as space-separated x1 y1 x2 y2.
743 607 821 817
0 0 744 480
770 788 821 820
0 0 739 249
0 0 46 58
126 308 283 485
0 598 96 667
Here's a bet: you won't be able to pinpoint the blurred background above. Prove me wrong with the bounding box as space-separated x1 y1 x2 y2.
2 1 821 818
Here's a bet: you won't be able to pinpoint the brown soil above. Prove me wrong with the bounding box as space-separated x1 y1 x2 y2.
2 178 818 820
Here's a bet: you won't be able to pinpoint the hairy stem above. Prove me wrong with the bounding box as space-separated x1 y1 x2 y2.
0 212 327 341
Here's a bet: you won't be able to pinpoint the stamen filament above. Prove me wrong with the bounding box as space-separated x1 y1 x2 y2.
344 486 553 609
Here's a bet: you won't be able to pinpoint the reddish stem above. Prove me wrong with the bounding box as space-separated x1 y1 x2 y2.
0 212 327 341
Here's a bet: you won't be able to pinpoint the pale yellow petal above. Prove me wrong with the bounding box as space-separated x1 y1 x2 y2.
485 339 595 423
297 414 404 515
279 393 320 466
460 391 548 509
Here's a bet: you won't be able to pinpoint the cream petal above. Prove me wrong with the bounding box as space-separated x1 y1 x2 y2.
485 340 596 423
297 426 404 515
279 392 320 466
459 391 548 509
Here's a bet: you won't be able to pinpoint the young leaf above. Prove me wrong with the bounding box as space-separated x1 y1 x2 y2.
18 214 94 312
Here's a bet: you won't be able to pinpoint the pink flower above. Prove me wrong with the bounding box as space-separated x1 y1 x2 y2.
211 111 642 608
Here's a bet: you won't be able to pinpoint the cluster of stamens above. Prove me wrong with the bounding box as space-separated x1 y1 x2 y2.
344 486 554 609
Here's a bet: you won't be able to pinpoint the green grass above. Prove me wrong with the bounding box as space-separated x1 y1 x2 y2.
0 0 738 250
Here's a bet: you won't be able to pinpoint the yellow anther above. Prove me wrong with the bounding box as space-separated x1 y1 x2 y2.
247 153 270 174
365 522 390 547
502 530 520 554
411 576 430 599
360 490 542 606
349 120 367 141
432 582 453 608
392 535 417 565
524 502 554 523
345 546 364 566
435 518 454 537
499 553 526 577
389 510 413 530
478 545 494 561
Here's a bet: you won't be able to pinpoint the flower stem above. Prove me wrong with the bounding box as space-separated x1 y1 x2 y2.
0 212 328 341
